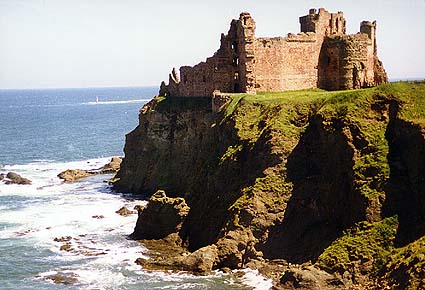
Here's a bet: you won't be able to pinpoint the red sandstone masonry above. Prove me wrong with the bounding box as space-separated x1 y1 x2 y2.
159 8 387 98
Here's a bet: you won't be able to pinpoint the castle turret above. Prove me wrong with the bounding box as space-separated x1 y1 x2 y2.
360 20 387 85
360 21 377 52
236 12 256 94
300 8 346 36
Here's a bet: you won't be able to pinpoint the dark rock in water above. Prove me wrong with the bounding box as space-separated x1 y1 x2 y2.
60 243 74 252
115 206 136 216
4 172 32 185
134 234 188 272
43 272 79 285
131 190 190 240
92 215 105 219
54 236 72 242
57 169 93 182
0 173 4 181
58 157 122 182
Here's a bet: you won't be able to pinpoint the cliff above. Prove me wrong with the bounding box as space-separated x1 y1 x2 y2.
114 81 425 289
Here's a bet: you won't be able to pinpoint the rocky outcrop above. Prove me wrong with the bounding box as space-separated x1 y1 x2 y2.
115 206 136 216
98 157 122 174
57 157 122 182
135 237 219 273
279 264 345 290
42 272 79 285
58 169 94 182
2 172 32 185
131 190 189 240
115 82 425 289
113 97 215 195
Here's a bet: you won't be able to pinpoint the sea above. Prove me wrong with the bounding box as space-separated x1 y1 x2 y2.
0 87 272 290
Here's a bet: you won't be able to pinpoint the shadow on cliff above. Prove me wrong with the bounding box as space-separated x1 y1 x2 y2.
384 103 425 246
180 121 282 252
115 96 282 251
260 115 368 263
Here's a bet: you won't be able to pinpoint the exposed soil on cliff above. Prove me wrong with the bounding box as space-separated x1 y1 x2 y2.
114 82 425 289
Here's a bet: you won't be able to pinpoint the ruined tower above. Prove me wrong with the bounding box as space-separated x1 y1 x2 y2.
159 8 387 97
234 12 256 94
300 8 346 36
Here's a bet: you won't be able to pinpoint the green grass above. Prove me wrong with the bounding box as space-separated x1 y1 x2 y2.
221 82 425 203
316 216 399 274
381 235 425 290
219 145 243 164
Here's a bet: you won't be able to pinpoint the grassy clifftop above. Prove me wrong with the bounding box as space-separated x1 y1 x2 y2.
217 81 425 288
116 81 425 289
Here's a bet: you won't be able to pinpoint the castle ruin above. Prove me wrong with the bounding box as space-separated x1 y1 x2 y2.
159 8 387 97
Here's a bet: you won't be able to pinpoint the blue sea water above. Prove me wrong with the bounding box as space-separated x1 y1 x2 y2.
0 87 270 290
0 87 157 165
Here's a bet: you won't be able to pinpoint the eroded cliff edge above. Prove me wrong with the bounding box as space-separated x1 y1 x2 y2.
114 82 425 289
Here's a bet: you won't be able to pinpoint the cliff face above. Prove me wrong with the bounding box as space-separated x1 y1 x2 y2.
114 97 218 196
114 82 425 289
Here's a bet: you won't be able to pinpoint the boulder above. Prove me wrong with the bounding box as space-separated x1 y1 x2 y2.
131 190 190 240
43 272 79 285
216 230 261 269
4 172 32 185
115 206 136 216
57 169 93 182
0 173 4 181
181 245 219 273
279 264 345 290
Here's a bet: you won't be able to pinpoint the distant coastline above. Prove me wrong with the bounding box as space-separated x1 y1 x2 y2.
389 77 425 82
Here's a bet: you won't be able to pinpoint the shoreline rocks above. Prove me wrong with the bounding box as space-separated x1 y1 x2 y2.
1 172 32 185
57 157 122 182
57 169 94 182
42 272 80 285
130 190 190 240
115 206 136 216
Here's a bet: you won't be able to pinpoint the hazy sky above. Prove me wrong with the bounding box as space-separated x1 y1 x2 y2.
1 0 424 89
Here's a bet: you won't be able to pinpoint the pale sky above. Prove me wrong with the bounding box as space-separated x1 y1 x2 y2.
1 0 424 89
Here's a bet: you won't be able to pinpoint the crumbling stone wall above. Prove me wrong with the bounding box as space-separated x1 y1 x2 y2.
159 8 387 97
253 34 322 91
318 20 387 90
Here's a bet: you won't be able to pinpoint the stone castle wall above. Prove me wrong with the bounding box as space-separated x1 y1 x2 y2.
159 8 387 97
253 34 321 91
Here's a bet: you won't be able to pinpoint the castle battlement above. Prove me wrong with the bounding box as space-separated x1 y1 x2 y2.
159 8 387 97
